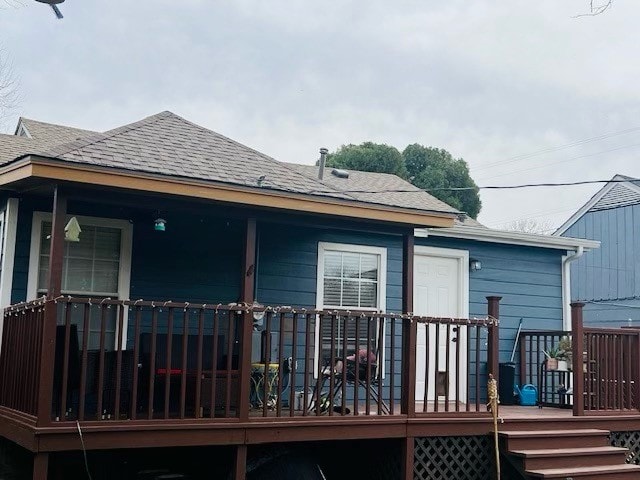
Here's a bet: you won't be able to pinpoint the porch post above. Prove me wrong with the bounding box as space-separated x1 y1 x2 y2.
232 444 248 480
401 231 416 417
237 218 256 422
32 452 49 480
571 302 585 416
486 296 501 385
37 186 67 426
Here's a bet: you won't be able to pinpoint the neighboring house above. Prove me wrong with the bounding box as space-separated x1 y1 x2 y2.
0 113 601 479
555 174 640 327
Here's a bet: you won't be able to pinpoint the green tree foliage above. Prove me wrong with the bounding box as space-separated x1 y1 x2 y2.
324 142 407 178
321 141 482 218
402 144 481 219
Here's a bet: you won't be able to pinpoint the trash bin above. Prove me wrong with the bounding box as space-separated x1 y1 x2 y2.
499 362 517 405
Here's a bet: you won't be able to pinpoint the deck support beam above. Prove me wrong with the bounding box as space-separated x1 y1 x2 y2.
401 436 414 480
238 218 257 422
32 453 49 480
486 296 501 384
401 231 416 417
232 444 248 480
37 186 67 427
571 302 585 416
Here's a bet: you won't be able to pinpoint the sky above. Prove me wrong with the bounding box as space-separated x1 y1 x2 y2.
1 0 638 232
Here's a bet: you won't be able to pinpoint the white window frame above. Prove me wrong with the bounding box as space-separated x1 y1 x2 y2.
0 198 19 354
27 212 133 348
315 242 387 377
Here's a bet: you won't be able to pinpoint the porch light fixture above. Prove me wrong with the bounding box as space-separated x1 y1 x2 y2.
470 259 482 271
154 218 166 232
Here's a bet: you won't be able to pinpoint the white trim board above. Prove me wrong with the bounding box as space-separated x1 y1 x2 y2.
0 198 19 308
418 225 599 252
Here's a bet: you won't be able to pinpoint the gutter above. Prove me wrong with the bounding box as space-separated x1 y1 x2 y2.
562 246 584 331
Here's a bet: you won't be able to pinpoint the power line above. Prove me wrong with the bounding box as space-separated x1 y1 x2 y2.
305 178 637 194
476 142 640 182
473 126 640 172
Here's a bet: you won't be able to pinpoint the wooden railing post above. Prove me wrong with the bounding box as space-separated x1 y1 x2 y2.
37 186 67 426
486 296 501 387
571 302 585 416
401 231 416 417
237 218 256 421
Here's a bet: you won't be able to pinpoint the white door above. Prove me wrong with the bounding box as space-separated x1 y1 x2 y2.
414 249 468 403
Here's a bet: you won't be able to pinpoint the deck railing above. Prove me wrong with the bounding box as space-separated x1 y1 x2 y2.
0 299 45 417
0 296 500 425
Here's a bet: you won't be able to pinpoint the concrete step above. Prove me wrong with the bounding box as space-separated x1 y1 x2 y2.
526 463 640 479
500 429 610 450
509 445 629 470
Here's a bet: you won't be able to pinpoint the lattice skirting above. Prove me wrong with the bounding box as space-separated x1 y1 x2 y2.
610 431 640 465
414 436 495 480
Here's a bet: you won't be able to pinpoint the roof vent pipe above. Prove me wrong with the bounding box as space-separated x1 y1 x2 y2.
318 147 328 180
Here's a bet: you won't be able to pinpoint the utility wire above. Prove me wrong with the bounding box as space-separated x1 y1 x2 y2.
474 125 640 172
304 178 638 194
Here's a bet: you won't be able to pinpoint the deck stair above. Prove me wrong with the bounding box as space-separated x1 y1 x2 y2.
500 428 640 479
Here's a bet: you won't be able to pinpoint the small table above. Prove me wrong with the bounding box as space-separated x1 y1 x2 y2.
250 363 280 409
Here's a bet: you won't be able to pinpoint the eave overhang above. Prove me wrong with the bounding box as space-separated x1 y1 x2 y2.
0 156 456 228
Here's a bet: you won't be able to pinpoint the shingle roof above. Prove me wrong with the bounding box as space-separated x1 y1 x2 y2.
17 118 96 144
290 164 459 215
0 111 459 216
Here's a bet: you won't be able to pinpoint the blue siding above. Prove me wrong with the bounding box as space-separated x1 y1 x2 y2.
563 204 640 327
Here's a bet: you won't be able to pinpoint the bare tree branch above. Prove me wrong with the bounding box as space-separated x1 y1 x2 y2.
0 47 22 129
573 0 613 18
499 218 554 235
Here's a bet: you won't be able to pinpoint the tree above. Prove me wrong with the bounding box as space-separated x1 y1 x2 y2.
324 142 408 178
403 144 481 219
0 47 20 128
500 218 553 235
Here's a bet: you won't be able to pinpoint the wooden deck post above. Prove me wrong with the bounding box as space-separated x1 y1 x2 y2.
232 444 248 480
401 437 414 480
401 231 416 417
32 453 49 480
237 218 256 422
37 186 67 426
486 296 501 386
571 302 585 416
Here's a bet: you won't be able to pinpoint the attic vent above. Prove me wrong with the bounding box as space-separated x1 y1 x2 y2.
331 168 349 179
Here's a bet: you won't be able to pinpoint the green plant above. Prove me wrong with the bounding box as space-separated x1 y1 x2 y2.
542 346 561 359
557 336 572 361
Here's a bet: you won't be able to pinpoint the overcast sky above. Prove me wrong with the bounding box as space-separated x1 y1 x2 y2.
1 1 638 232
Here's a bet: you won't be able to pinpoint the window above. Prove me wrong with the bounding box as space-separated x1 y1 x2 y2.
316 243 387 360
27 213 132 349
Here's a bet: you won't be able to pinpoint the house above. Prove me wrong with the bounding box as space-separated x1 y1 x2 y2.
2 112 639 480
555 174 640 327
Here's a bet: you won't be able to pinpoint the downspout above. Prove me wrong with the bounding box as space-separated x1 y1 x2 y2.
562 245 584 331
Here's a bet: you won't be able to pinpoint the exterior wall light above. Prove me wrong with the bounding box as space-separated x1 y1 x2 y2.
470 259 482 271
154 218 167 232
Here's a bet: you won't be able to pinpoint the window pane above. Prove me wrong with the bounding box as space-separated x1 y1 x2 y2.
67 227 96 259
65 258 94 291
360 254 379 280
323 251 342 278
342 253 360 279
342 280 359 306
323 278 341 306
360 282 377 308
93 260 119 293
94 227 121 260
37 255 49 291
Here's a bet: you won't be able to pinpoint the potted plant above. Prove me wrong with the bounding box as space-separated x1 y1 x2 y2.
557 336 572 371
543 346 561 370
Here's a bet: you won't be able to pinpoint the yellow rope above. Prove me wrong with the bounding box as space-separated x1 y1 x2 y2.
488 374 501 480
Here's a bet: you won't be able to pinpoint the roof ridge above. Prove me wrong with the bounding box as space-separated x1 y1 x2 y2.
153 112 351 200
41 111 172 158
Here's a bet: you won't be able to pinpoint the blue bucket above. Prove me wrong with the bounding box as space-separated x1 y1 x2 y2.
518 384 538 406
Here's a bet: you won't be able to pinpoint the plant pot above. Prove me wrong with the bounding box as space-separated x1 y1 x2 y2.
546 358 558 370
557 360 568 371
